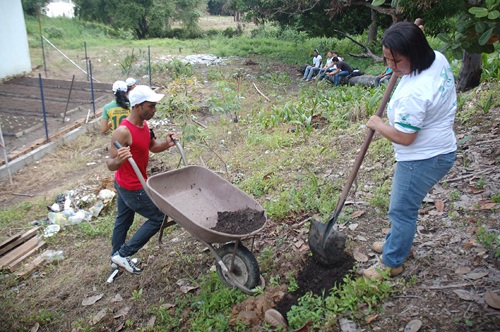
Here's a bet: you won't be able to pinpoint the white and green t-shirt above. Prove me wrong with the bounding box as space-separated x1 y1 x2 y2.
387 51 457 161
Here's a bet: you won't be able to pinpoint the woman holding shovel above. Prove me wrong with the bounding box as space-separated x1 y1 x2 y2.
362 21 457 279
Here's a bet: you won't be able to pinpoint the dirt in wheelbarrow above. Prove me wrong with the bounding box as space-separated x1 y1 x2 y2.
212 208 266 234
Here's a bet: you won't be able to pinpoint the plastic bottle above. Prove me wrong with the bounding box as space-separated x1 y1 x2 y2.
43 250 65 262
68 210 86 224
48 212 68 226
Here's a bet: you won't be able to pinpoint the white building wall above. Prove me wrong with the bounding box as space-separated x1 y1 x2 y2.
0 0 32 80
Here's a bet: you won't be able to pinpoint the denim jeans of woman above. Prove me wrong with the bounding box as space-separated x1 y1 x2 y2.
382 151 456 268
112 181 165 257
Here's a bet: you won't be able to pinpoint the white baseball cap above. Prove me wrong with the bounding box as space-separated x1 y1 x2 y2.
126 77 137 87
112 80 127 93
128 85 165 107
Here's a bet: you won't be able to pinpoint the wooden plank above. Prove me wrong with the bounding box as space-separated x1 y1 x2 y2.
13 255 47 280
8 241 47 272
0 236 39 269
0 227 40 256
0 231 23 251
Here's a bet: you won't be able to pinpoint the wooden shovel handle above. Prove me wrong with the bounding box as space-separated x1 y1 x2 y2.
324 74 398 236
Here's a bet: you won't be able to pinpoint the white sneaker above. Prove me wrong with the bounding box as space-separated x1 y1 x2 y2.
111 253 142 274
110 257 140 270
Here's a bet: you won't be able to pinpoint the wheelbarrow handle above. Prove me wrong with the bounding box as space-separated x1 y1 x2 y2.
113 141 149 193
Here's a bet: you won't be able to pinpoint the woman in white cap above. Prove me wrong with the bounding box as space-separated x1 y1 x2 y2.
126 77 137 95
101 80 130 134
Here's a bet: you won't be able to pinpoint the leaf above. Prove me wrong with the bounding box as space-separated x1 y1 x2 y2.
111 293 123 303
469 7 489 18
90 308 107 325
365 314 378 323
264 309 287 328
147 316 156 327
479 201 496 209
353 248 369 262
455 266 472 274
371 0 385 7
348 223 359 231
404 319 422 332
114 306 131 319
350 210 365 219
479 28 494 46
488 10 499 19
453 289 474 301
82 294 103 306
485 290 500 309
466 271 489 280
434 200 445 212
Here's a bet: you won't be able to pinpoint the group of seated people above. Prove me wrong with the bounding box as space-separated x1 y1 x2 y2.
301 49 392 87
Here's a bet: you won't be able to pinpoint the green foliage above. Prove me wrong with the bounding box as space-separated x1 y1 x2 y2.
118 48 143 76
475 226 500 258
439 0 499 58
492 192 500 203
286 274 394 329
151 272 248 330
482 52 500 81
207 81 242 116
369 179 391 211
22 0 50 16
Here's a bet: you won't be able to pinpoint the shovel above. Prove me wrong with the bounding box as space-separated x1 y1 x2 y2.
308 74 398 266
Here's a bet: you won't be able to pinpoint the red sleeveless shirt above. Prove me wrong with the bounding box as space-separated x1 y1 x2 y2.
115 119 151 190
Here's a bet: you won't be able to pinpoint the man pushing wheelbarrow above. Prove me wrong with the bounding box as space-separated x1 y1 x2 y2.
106 85 177 274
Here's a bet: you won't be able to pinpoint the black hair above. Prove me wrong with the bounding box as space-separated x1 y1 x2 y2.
382 22 435 75
115 90 130 110
332 57 339 62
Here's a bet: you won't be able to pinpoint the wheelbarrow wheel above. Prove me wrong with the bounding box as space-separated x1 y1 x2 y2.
216 243 260 290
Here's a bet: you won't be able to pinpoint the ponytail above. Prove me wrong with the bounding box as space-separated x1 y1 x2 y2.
115 90 130 110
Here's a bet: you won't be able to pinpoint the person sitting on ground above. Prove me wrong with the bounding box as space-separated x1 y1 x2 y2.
316 51 336 82
101 81 130 134
326 57 353 86
302 49 322 82
375 66 393 86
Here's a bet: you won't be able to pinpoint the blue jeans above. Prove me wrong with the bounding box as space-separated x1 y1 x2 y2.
333 71 350 86
303 66 320 80
112 181 165 257
382 151 456 268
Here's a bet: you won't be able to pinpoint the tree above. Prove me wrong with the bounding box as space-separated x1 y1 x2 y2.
73 0 203 39
22 0 50 16
439 0 499 91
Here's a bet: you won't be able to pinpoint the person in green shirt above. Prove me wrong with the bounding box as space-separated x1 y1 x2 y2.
101 81 130 134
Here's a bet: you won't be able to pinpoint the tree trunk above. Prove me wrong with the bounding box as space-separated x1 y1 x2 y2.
367 9 377 44
457 51 482 92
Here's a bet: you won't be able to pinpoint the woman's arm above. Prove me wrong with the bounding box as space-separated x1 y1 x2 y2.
366 115 417 146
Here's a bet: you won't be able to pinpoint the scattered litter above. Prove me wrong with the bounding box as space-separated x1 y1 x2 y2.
42 249 64 262
98 189 115 201
43 224 60 238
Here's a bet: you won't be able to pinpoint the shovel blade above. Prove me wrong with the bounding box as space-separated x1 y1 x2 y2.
308 219 347 267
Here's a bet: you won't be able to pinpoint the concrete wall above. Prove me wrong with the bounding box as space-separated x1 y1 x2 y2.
0 0 32 80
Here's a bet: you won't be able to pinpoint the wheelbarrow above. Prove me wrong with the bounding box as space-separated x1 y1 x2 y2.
113 141 267 294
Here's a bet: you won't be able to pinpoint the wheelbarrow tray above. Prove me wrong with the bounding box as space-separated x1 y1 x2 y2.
147 165 266 244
